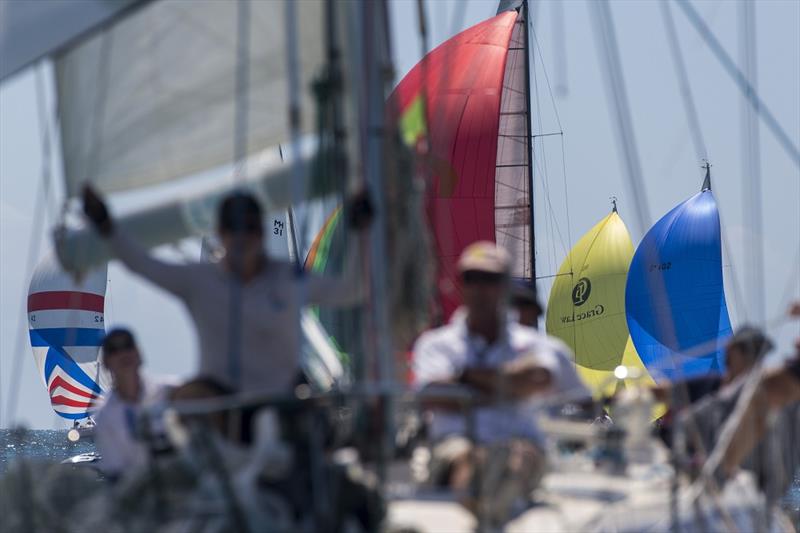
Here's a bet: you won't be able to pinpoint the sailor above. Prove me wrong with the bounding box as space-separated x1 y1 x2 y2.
93 328 174 479
509 279 542 328
412 241 589 525
721 302 800 479
82 186 371 397
653 325 775 408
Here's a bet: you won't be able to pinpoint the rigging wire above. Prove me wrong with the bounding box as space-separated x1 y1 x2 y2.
738 1 766 325
673 0 800 170
4 64 55 425
588 0 651 237
660 1 707 161
223 0 252 391
551 0 569 97
528 18 573 285
660 3 750 327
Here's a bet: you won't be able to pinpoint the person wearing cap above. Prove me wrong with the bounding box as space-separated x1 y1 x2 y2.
412 241 589 525
81 186 371 397
510 280 542 328
673 322 800 503
93 328 175 479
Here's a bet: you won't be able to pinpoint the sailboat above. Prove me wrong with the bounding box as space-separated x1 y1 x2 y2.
545 204 660 399
389 2 535 321
27 254 109 422
625 166 733 381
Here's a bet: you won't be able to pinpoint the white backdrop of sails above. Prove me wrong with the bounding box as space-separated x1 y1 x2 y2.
55 0 325 197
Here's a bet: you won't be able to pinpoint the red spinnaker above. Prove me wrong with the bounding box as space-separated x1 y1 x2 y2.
388 10 529 320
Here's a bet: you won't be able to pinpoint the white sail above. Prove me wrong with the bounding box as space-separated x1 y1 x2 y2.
27 253 109 420
494 9 532 280
0 0 146 82
55 0 324 196
55 139 325 274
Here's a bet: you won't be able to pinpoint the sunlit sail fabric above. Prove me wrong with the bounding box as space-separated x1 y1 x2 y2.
546 211 657 396
625 183 732 381
55 0 323 196
389 10 527 320
27 254 109 420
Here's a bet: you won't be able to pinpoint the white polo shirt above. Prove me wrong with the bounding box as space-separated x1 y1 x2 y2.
93 376 174 477
412 309 590 445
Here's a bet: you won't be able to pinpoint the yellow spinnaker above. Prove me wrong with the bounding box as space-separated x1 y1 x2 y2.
546 211 663 414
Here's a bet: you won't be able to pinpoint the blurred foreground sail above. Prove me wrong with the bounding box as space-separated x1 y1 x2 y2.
545 208 659 397
54 0 324 196
27 254 109 421
51 0 333 274
625 168 732 381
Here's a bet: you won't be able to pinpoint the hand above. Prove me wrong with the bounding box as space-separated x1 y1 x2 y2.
346 189 374 231
82 185 114 236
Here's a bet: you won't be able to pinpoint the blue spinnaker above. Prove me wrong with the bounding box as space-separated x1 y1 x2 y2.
625 182 732 382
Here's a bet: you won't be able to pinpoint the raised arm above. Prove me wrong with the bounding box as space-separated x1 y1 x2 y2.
82 185 193 300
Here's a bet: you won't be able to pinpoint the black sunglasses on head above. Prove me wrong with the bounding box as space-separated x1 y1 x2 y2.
461 270 508 285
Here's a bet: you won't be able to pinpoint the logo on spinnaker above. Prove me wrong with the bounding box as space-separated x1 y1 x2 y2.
572 277 592 306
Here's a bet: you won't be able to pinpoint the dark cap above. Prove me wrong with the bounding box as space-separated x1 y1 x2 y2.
102 328 136 357
217 191 263 234
727 325 773 360
510 279 541 309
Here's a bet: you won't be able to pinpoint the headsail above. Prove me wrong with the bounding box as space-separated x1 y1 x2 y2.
389 9 531 320
54 0 324 196
27 254 108 420
625 172 732 381
545 210 658 396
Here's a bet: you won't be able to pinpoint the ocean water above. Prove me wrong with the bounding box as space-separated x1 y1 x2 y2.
0 428 94 475
1 428 799 516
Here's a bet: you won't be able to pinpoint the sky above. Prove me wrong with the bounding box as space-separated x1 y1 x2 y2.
1 0 798 429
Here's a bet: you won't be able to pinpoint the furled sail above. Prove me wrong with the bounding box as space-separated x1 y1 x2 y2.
625 172 732 381
54 0 324 196
546 209 658 396
389 9 531 320
27 254 108 420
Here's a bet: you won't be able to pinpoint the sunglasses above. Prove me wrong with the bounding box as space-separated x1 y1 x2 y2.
462 270 507 285
104 335 135 354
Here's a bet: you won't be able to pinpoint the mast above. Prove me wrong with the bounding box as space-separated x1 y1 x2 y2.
701 160 712 191
521 0 537 282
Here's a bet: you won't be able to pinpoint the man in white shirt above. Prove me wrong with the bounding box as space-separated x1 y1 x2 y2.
413 242 589 524
93 328 173 479
82 186 371 395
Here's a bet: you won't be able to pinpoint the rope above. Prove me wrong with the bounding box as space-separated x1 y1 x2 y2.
4 64 54 425
737 1 766 325
660 1 707 162
588 0 652 237
226 0 252 388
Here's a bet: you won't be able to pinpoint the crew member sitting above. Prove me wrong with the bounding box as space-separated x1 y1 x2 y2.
93 328 174 479
412 241 589 525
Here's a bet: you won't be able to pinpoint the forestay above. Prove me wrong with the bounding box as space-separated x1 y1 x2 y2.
55 0 324 196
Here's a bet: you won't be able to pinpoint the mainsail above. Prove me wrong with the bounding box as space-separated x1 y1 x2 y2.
27 254 108 420
545 209 658 396
625 170 732 381
389 8 532 320
54 0 325 196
